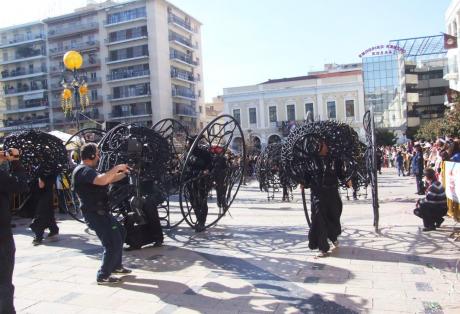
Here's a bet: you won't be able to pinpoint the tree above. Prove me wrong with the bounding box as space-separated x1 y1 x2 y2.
415 102 460 140
375 129 397 146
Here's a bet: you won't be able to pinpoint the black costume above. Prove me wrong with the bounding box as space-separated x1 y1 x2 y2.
0 160 28 314
29 175 59 241
308 157 344 253
186 145 212 230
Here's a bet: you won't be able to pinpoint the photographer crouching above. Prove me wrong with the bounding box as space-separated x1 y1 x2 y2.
0 148 28 314
72 143 132 285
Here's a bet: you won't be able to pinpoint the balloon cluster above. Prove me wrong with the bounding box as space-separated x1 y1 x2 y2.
281 120 363 188
3 130 68 178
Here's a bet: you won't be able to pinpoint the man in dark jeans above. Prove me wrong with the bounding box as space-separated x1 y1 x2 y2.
0 148 28 314
72 143 131 284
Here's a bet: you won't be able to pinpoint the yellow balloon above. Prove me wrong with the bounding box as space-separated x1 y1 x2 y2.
79 85 88 95
63 51 83 70
62 88 72 100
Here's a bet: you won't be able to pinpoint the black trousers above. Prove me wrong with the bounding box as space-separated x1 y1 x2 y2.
414 203 447 228
30 188 58 239
308 187 342 253
188 179 209 226
0 236 15 314
144 196 164 243
415 174 424 194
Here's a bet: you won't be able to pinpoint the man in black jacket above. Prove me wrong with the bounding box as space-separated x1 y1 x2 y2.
0 148 28 314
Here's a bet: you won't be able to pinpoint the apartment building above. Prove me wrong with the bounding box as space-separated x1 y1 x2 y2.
0 0 203 135
0 22 49 134
223 64 365 149
202 95 224 127
445 0 460 92
101 0 202 131
44 6 104 133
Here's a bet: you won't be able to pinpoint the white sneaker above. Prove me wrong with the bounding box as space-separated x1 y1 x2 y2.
315 251 329 258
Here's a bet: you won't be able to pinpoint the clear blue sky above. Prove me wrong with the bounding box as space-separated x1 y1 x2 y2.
168 0 451 101
0 0 451 101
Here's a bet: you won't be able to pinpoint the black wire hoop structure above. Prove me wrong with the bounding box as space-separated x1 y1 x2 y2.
179 114 246 231
152 118 189 229
363 110 379 231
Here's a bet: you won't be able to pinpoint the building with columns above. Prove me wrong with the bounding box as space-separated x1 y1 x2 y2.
222 64 365 150
445 0 460 92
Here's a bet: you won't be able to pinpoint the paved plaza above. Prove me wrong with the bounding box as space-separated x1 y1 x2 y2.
11 169 460 313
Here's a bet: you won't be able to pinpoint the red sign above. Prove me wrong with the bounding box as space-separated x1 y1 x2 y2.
359 44 406 58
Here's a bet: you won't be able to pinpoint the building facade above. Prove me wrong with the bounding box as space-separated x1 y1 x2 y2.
0 0 203 135
223 64 365 149
361 38 448 141
202 95 223 128
445 0 460 92
0 22 49 133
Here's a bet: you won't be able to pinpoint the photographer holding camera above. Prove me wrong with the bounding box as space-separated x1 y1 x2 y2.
72 143 132 284
0 148 28 314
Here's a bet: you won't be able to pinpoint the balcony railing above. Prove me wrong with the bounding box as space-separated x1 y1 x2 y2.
104 12 147 27
172 88 196 100
1 117 50 130
4 104 48 114
170 51 197 66
173 103 197 117
107 70 150 81
0 52 46 65
4 86 46 96
0 68 47 81
48 22 99 38
105 34 147 45
106 54 149 64
0 34 46 48
171 69 196 82
109 110 151 118
168 14 194 33
108 92 151 101
49 41 99 56
169 33 196 49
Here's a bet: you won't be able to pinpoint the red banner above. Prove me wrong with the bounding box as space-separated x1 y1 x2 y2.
444 33 458 49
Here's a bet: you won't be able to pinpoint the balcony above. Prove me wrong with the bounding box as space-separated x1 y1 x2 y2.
105 35 148 46
172 87 196 100
47 22 99 39
170 51 198 67
108 92 151 102
169 33 196 50
109 110 151 120
0 117 49 132
0 34 46 49
49 41 99 57
107 70 150 82
168 14 194 33
4 105 48 114
3 87 47 98
49 58 101 75
171 69 196 83
104 14 147 27
0 53 46 65
174 103 197 117
0 69 47 82
106 54 149 65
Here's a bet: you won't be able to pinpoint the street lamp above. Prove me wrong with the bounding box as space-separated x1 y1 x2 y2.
60 50 90 131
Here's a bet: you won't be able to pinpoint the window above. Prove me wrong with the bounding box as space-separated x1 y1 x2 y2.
327 101 336 119
233 109 240 124
345 100 355 118
249 108 257 124
287 104 295 121
304 102 314 117
268 106 277 123
91 89 98 101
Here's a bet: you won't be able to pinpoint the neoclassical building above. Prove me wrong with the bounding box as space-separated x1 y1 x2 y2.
222 64 365 150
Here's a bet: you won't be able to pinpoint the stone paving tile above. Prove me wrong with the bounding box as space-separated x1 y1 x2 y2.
11 171 460 314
